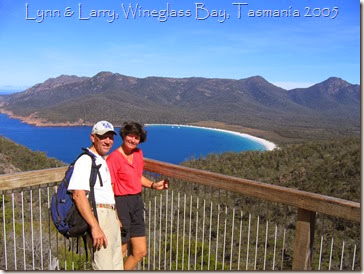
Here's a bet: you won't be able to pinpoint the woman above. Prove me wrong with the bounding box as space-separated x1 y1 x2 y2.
106 121 167 270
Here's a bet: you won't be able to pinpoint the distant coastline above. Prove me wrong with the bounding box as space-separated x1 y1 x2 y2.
0 109 90 127
146 123 277 151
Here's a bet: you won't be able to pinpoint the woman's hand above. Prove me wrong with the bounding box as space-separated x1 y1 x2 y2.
142 176 169 190
153 180 168 190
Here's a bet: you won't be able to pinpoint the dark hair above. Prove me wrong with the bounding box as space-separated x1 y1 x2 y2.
119 122 147 143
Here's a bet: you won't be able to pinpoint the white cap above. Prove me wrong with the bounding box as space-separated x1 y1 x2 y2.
91 121 117 135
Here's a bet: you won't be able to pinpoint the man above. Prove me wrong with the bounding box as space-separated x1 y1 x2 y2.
67 120 123 270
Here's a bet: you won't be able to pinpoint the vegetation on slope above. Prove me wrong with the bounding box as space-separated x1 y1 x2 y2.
0 136 64 174
183 138 360 202
180 138 360 269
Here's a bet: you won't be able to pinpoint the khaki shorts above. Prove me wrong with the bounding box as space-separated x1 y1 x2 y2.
92 207 123 270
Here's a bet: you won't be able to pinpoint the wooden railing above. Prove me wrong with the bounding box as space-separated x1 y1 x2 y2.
143 158 360 270
0 158 360 270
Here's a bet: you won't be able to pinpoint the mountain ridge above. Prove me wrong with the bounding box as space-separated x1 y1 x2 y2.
0 72 359 141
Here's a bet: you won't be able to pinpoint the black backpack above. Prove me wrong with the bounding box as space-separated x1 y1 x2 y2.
50 148 103 253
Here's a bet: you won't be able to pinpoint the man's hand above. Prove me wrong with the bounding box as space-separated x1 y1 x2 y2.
91 225 108 250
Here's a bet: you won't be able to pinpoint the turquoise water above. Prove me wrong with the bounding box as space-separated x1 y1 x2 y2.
0 114 265 164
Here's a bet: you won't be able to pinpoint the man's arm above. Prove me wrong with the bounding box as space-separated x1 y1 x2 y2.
72 190 108 250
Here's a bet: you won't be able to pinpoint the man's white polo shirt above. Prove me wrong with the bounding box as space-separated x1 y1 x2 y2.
68 149 115 205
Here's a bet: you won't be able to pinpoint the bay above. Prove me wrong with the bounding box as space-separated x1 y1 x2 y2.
0 114 266 164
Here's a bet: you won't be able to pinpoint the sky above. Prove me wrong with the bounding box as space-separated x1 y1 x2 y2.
0 0 360 91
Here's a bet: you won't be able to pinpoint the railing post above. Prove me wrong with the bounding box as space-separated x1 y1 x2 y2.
292 208 316 270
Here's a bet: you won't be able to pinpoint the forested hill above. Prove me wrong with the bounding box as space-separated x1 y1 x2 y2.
0 72 360 141
0 136 64 174
183 138 360 202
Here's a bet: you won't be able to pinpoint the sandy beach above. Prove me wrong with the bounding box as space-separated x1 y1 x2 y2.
146 123 277 151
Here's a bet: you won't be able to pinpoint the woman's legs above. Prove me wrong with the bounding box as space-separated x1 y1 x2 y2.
123 236 147 270
116 195 147 270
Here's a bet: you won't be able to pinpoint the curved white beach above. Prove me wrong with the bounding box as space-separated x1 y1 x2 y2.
146 124 277 151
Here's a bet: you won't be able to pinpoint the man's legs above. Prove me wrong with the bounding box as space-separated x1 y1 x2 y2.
92 208 123 270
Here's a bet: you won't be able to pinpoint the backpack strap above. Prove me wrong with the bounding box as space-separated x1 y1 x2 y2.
88 166 99 223
74 234 90 262
81 148 103 187
80 148 102 223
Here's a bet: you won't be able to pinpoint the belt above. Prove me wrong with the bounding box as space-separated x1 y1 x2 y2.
96 204 116 210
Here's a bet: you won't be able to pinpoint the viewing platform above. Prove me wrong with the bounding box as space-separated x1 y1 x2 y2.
0 158 360 270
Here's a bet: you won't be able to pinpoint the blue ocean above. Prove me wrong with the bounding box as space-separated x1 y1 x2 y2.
0 114 265 164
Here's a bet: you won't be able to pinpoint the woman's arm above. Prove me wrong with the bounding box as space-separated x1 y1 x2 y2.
141 176 167 190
